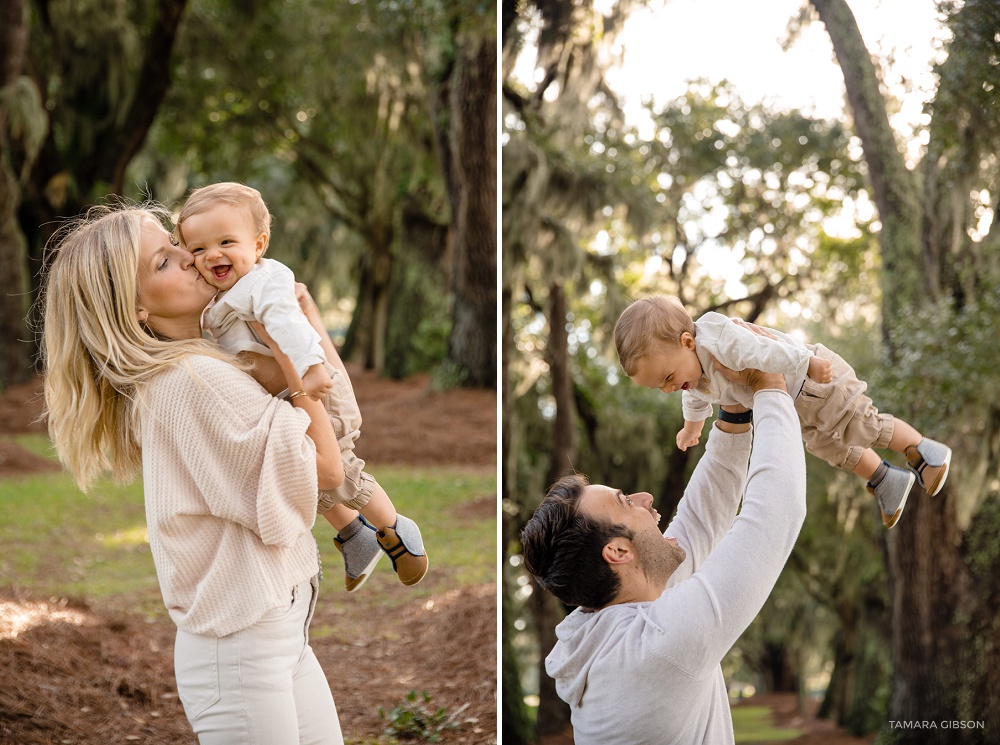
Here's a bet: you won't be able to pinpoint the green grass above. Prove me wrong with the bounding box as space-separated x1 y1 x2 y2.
317 466 496 607
11 433 57 460
0 435 158 611
0 435 495 617
732 705 803 743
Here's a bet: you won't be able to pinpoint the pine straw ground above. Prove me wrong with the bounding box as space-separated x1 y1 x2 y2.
0 368 497 745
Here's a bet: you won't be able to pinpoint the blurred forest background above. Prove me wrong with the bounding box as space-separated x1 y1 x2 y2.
502 1 1000 744
0 0 496 390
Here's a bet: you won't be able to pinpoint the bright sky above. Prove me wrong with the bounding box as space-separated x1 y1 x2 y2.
511 0 947 310
514 0 944 149
602 0 943 148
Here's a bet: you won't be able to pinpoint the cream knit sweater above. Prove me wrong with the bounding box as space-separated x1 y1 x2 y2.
140 355 321 637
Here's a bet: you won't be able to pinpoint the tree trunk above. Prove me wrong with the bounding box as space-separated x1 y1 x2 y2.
14 0 189 360
343 233 393 373
501 273 538 743
433 29 497 389
813 1 1000 741
818 603 857 724
818 586 891 735
762 642 801 694
545 280 576 486
444 32 497 388
0 0 33 387
810 0 923 351
530 581 571 737
657 444 693 522
528 279 576 738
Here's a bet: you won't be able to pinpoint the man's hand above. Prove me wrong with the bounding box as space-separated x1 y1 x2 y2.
731 317 778 341
711 354 786 393
808 356 833 384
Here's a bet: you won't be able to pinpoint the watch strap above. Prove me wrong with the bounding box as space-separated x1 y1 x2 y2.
718 408 753 424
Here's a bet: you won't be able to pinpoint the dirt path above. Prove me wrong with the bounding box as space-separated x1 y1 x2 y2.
0 367 497 744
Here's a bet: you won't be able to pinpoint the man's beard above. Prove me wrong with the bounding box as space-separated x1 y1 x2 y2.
633 529 685 586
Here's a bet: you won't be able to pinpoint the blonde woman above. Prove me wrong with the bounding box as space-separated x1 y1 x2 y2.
41 203 346 745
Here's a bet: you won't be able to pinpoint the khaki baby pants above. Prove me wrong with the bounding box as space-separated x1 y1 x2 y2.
794 343 895 472
315 367 377 514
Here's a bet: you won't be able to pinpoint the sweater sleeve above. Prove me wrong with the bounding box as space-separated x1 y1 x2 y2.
146 356 319 546
648 389 806 676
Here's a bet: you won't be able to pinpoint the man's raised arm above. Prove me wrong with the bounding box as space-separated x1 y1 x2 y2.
665 404 754 579
652 369 807 675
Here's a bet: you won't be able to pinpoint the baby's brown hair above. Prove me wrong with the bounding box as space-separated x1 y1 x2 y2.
614 296 696 376
175 182 272 252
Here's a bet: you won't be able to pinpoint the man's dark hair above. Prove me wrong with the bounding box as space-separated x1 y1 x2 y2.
520 474 633 610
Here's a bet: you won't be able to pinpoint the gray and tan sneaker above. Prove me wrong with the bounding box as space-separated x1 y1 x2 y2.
905 437 952 497
376 514 428 586
867 461 915 528
334 516 383 593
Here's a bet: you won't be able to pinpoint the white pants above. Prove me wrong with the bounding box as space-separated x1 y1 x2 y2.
174 577 343 745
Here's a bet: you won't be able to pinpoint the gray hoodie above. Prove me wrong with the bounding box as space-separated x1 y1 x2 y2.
546 390 807 744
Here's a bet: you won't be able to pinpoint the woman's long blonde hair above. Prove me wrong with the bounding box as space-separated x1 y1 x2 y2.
40 202 232 492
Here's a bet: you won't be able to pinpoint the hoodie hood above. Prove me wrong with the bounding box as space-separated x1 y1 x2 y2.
545 603 649 707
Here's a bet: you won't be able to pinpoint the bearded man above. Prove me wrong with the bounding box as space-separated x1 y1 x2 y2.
520 363 806 745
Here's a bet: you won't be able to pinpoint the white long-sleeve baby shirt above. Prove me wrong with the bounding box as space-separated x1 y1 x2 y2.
545 390 807 745
682 311 812 423
203 258 325 378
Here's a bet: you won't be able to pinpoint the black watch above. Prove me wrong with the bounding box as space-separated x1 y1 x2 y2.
718 408 753 424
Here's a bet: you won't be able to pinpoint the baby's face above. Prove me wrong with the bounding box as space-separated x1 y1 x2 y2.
179 204 266 291
629 334 704 395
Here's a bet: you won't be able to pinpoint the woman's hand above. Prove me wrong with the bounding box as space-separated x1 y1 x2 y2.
294 282 321 322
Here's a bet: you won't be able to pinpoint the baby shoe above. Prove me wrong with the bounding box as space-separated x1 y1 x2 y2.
867 461 915 528
905 437 952 497
376 514 428 586
334 516 383 592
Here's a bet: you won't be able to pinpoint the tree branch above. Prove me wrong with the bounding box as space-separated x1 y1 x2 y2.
292 150 365 234
92 0 190 192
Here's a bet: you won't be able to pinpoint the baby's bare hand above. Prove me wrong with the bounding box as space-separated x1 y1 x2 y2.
808 356 833 384
676 430 700 451
302 365 334 400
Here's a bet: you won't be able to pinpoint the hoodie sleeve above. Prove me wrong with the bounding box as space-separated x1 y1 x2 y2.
648 389 806 677
664 421 753 582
